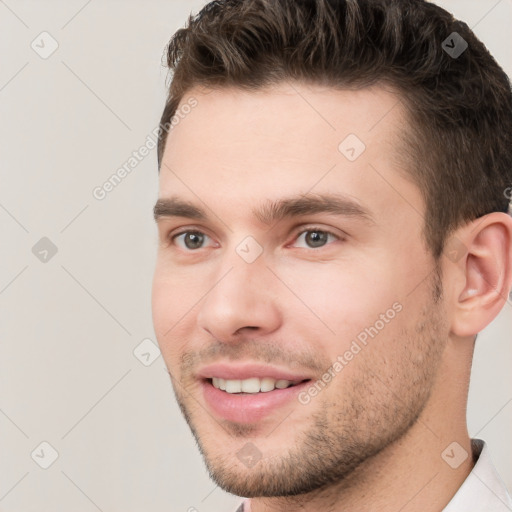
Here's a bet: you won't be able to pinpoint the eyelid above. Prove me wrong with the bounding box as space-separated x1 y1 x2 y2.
294 225 343 237
166 224 213 240
288 225 346 246
170 228 207 239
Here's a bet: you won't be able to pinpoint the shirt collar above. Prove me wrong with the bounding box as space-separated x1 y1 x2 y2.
443 438 512 511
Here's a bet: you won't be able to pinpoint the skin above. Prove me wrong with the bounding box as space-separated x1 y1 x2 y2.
152 82 512 512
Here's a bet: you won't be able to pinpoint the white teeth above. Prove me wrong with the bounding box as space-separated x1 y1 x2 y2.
260 377 276 392
212 377 226 390
225 379 242 393
241 378 261 393
211 377 299 393
275 379 291 389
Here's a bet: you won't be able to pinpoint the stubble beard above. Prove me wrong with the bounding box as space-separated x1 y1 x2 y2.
170 268 447 498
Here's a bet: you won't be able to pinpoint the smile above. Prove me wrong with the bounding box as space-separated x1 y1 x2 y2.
210 377 306 394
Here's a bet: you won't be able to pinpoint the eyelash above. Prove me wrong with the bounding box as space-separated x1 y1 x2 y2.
169 226 342 251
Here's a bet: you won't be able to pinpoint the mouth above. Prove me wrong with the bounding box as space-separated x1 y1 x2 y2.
208 376 310 394
200 375 313 424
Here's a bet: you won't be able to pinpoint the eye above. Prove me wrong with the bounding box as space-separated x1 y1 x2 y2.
292 228 340 249
172 230 215 251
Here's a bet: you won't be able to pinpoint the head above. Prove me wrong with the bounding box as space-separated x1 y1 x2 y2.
152 0 512 499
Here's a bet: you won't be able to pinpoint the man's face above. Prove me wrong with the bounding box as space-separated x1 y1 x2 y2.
152 83 449 497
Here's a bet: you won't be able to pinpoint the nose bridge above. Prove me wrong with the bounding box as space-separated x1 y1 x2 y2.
213 233 271 298
197 241 280 338
205 247 269 313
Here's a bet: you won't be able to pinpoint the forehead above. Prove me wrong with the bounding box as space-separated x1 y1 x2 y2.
158 82 419 223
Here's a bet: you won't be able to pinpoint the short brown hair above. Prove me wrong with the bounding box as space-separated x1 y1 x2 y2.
157 0 512 259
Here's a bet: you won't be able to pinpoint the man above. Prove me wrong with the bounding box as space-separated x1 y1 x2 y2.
151 0 512 510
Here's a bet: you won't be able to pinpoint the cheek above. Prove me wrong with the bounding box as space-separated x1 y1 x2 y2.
151 265 196 364
152 257 206 324
278 259 402 344
151 267 172 337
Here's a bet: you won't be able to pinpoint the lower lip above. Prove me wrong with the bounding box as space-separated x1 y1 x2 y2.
201 379 311 424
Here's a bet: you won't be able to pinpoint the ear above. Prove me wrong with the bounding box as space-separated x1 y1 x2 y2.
446 212 512 338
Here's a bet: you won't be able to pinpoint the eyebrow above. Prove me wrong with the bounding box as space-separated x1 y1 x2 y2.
153 193 376 226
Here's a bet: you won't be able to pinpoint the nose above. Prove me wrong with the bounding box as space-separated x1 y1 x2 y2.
196 253 282 342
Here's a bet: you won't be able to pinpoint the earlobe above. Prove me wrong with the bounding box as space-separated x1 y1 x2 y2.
449 212 512 338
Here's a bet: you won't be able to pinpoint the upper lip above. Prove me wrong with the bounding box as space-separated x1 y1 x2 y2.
197 362 313 382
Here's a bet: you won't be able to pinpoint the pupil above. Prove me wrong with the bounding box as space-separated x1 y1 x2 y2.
306 231 327 247
185 233 204 249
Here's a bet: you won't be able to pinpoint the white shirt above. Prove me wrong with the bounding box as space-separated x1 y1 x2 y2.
234 439 512 511
444 439 512 511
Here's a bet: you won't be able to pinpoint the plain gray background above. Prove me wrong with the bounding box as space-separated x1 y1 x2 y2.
1 1 511 511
